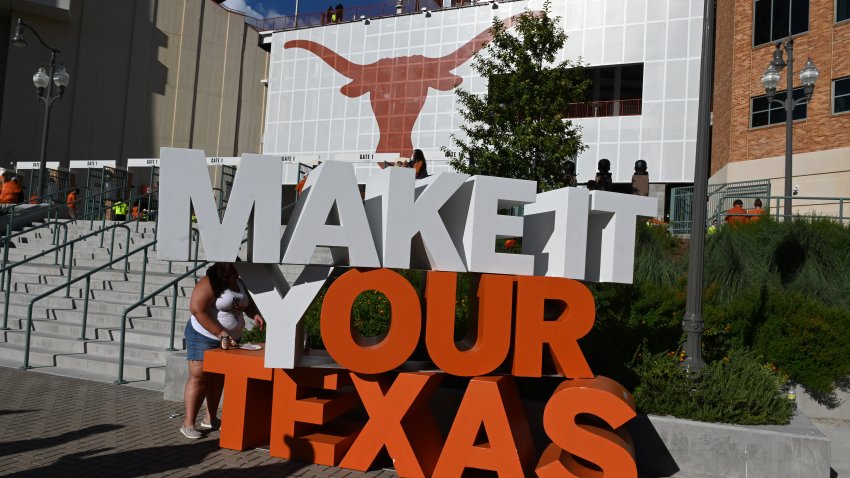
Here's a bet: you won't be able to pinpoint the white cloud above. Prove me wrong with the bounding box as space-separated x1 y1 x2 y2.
221 0 282 19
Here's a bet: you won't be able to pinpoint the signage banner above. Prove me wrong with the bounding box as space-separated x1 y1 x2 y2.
16 161 60 170
158 148 657 477
69 160 116 169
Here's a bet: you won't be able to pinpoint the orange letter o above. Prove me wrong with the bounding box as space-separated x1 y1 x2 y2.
321 269 421 374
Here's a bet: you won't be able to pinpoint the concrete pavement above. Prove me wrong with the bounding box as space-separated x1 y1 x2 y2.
0 366 396 477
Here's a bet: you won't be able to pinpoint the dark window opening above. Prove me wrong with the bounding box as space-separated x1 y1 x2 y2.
565 63 643 118
834 77 850 114
753 0 809 46
838 0 850 22
750 87 807 128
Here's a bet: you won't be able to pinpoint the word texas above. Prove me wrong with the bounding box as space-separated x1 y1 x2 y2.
157 148 656 283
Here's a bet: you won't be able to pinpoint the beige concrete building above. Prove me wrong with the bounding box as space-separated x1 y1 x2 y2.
711 0 850 213
0 0 268 171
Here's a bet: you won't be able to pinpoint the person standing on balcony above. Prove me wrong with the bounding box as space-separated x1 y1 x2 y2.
325 6 333 25
335 3 344 22
180 262 265 439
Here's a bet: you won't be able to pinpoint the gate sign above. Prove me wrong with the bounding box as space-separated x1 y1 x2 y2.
69 160 117 169
16 161 60 170
158 148 657 477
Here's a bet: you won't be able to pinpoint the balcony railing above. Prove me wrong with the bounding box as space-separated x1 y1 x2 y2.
249 0 444 31
563 99 643 119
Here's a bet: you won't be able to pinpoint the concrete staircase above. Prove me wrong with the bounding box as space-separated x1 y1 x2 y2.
0 220 208 391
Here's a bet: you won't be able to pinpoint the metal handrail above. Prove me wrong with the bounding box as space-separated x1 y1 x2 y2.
1 186 129 274
115 260 210 384
713 194 850 224
0 219 135 329
0 183 84 223
0 190 161 329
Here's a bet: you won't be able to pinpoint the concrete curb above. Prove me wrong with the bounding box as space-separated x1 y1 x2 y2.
632 412 831 477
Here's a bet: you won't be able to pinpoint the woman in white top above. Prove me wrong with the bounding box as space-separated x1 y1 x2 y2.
180 262 265 439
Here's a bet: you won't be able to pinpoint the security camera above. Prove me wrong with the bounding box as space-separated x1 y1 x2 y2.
793 185 800 196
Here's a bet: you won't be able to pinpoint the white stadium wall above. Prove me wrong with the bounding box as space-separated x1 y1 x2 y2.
263 0 704 184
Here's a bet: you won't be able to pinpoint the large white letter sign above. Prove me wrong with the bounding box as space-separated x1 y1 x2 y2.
280 161 380 267
365 168 469 271
522 187 590 279
584 191 657 283
157 148 281 262
234 262 333 369
463 176 537 275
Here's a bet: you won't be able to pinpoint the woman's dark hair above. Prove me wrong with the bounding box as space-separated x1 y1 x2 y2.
206 262 233 298
412 149 428 179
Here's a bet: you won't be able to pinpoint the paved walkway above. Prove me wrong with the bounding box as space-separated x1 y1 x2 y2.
0 367 396 477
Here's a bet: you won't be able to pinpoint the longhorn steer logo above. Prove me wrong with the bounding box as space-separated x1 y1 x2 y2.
284 15 523 158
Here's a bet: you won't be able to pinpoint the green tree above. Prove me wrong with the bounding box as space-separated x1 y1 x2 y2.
446 1 589 192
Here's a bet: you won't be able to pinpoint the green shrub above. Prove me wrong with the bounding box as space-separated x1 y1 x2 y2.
632 347 794 425
240 324 266 343
753 292 850 398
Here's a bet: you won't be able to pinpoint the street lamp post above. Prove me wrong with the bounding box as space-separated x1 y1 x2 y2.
10 18 71 200
760 38 819 220
680 0 716 371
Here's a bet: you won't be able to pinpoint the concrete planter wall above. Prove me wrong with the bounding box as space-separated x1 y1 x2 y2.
631 413 830 478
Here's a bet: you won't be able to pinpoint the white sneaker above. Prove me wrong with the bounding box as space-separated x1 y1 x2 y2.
180 425 202 439
199 417 220 430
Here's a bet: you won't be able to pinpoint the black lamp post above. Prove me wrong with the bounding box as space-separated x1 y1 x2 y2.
11 18 71 200
680 0 717 372
760 35 819 220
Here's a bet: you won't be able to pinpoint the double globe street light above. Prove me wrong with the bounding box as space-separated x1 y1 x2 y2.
11 18 71 199
760 39 819 220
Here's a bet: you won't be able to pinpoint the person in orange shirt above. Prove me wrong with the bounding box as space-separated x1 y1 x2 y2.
724 199 748 226
294 173 308 197
66 188 78 219
132 204 140 220
0 176 23 204
747 198 764 223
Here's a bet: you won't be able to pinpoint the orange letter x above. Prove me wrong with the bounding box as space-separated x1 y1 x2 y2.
340 372 444 477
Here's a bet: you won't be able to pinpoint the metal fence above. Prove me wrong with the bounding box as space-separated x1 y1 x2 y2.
564 99 642 119
669 179 772 234
714 194 850 225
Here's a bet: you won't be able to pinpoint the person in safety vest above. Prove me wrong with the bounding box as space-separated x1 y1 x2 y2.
112 199 129 221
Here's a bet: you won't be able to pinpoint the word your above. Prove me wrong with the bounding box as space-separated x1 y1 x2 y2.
158 149 656 284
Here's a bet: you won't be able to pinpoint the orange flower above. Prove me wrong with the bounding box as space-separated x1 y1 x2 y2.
504 239 517 249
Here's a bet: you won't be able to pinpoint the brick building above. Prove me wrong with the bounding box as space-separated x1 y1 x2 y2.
711 0 850 209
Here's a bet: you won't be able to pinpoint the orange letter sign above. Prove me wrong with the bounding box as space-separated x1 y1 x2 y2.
425 272 513 376
321 269 421 374
341 372 444 477
536 376 637 478
269 368 362 466
433 376 535 477
513 276 595 378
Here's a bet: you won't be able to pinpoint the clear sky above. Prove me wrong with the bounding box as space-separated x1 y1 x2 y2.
222 0 383 18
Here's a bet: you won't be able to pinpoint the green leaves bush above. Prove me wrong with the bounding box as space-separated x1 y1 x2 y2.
633 347 794 425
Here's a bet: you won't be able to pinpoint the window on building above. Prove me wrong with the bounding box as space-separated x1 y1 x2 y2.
753 0 809 46
838 0 850 22
834 77 850 114
562 63 643 118
750 87 807 128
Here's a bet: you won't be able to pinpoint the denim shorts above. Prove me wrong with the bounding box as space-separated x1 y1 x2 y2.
184 321 220 361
